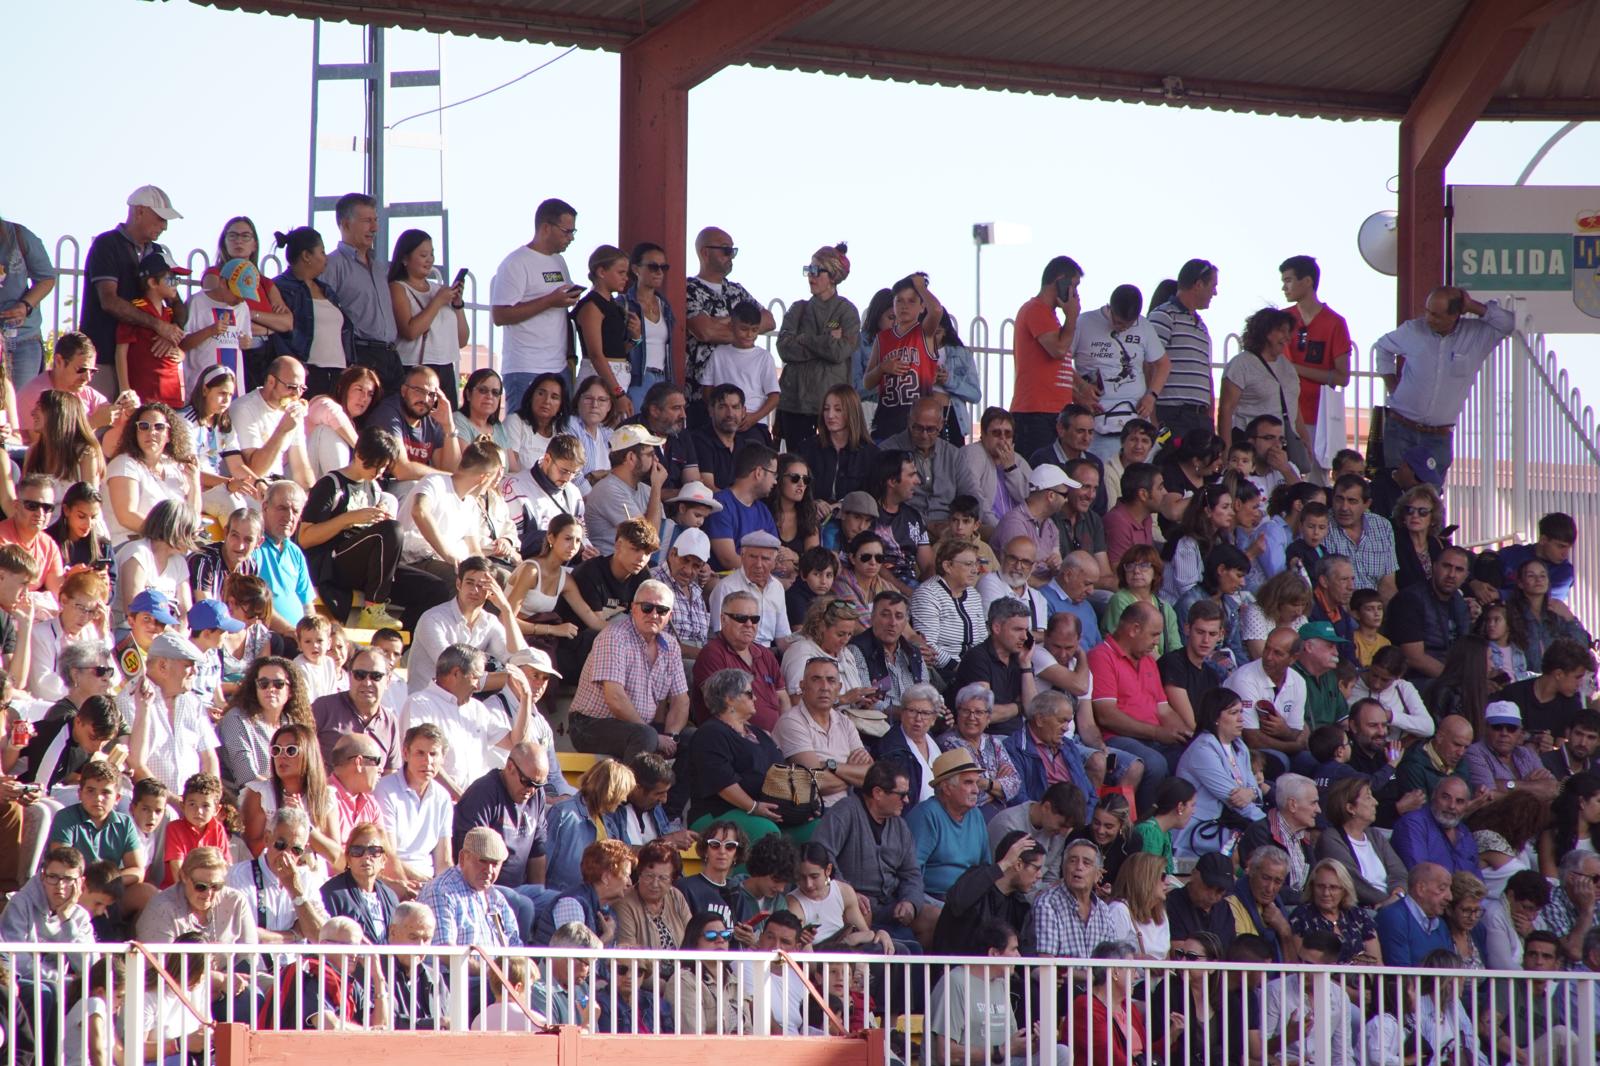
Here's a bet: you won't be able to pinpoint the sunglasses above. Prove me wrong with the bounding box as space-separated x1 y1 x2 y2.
1169 948 1206 961
271 838 307 857
801 264 832 278
704 838 739 851
1402 506 1434 517
641 261 671 273
351 668 387 682
256 678 290 691
474 387 504 398
704 245 738 256
20 499 56 514
270 374 307 395
269 744 301 758
189 881 224 894
636 602 672 616
723 612 760 625
348 844 387 859
351 754 383 767
88 665 116 678
702 928 735 942
511 764 544 789
136 421 170 434
856 552 884 563
785 473 812 485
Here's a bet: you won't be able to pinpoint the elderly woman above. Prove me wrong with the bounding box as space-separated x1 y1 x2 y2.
1392 483 1448 592
910 539 985 674
546 758 637 894
782 597 874 703
539 838 636 947
1445 870 1489 969
35 637 116 717
1314 776 1407 908
137 845 259 943
936 684 1021 816
1287 858 1381 964
879 682 945 803
104 401 201 547
1101 544 1181 656
1069 939 1185 1066
319 821 398 945
614 840 693 950
681 668 785 841
217 655 313 790
776 243 860 451
1173 687 1263 858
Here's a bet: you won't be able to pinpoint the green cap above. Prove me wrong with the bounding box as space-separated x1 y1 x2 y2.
1297 620 1349 644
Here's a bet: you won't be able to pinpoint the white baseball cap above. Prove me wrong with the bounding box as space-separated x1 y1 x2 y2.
612 424 666 451
127 185 183 221
1027 465 1081 493
672 528 711 561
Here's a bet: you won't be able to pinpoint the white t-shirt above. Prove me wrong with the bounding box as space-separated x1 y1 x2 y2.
1347 832 1388 893
183 291 252 391
104 453 190 546
307 423 350 482
230 389 302 478
63 995 111 1066
400 472 475 563
1071 308 1165 435
702 343 780 408
643 311 668 372
374 772 454 875
402 683 510 785
113 540 190 626
489 246 571 376
396 280 462 367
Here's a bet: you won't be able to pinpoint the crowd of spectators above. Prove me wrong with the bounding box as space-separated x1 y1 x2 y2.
0 189 1589 1058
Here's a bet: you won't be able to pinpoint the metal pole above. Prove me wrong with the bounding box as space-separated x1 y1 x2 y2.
369 25 387 254
974 242 982 322
1515 121 1582 186
307 20 321 228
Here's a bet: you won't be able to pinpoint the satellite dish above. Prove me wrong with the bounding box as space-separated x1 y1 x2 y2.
1357 210 1398 276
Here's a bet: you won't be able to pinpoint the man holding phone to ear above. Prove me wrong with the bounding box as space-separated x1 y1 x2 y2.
1010 256 1085 459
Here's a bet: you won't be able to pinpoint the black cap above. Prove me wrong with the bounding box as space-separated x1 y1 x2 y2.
137 249 190 280
1193 852 1235 890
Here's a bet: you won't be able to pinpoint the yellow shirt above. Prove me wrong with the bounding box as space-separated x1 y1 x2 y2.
1352 629 1391 667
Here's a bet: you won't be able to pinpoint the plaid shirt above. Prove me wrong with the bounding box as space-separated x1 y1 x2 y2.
1025 882 1119 959
1535 883 1582 940
570 616 688 722
1324 513 1398 591
416 865 520 947
651 562 708 648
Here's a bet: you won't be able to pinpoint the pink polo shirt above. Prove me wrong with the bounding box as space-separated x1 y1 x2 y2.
0 519 63 591
1087 636 1165 732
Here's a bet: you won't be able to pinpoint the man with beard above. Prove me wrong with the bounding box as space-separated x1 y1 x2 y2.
1392 775 1479 875
366 364 462 481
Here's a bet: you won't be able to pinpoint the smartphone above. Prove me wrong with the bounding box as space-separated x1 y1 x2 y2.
565 283 585 296
451 267 469 289
745 911 772 927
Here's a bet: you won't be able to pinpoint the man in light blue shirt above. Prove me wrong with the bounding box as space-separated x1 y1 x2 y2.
251 480 315 638
1375 286 1513 478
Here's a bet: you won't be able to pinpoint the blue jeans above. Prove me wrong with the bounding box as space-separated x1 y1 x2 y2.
1088 432 1123 461
1381 417 1455 482
628 367 667 412
502 372 539 419
2 330 44 392
1105 736 1180 812
496 883 561 944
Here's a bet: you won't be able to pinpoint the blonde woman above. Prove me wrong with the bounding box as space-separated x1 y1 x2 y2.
1287 858 1381 963
544 758 636 893
1105 851 1171 958
1239 570 1312 660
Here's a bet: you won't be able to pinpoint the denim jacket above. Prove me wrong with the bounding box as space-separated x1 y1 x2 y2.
937 343 983 437
623 284 678 383
271 271 354 364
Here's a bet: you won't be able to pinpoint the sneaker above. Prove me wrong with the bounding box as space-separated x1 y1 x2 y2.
354 602 405 630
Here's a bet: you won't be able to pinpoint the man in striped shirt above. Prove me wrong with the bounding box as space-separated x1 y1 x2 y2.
1148 258 1219 445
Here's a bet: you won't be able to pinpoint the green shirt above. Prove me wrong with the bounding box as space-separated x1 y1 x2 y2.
48 804 142 867
1131 818 1174 874
1294 663 1348 729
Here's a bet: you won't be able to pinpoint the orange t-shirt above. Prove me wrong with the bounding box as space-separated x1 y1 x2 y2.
1284 303 1351 424
1011 295 1073 413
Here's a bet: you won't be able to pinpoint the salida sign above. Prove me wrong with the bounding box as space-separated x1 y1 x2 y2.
1450 186 1600 332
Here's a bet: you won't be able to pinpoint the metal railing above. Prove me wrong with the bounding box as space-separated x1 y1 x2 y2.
0 942 1593 1066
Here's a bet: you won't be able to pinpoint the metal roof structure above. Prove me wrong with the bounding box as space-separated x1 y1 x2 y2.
204 0 1600 119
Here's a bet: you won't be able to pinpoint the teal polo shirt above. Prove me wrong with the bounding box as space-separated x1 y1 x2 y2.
251 535 314 626
48 805 141 866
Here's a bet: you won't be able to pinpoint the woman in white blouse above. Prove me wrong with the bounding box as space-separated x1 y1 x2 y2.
389 228 469 411
116 499 198 628
104 402 200 547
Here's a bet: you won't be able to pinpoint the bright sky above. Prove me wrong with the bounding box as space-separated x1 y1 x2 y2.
11 0 1599 406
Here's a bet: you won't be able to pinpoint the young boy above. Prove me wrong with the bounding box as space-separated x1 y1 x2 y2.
160 772 227 888
115 252 193 405
1349 587 1391 666
471 954 548 1031
129 777 169 854
1227 442 1255 479
659 481 719 558
934 494 1000 573
702 301 780 432
183 257 254 388
293 615 339 702
188 599 245 711
48 760 144 884
1285 501 1332 584
0 543 40 687
787 546 838 628
64 956 125 1066
831 491 879 552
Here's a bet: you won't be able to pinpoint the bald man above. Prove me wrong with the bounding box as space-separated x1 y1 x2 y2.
880 395 969 529
1374 861 1454 965
685 226 774 431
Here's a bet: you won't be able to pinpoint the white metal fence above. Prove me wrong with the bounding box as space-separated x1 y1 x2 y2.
0 942 1593 1066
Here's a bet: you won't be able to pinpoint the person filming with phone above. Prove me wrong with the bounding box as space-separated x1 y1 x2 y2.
390 228 470 412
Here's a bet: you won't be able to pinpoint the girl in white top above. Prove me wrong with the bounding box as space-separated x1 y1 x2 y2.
390 230 470 376
506 513 583 644
1104 852 1172 959
104 401 201 547
786 844 895 953
114 498 197 628
565 375 615 495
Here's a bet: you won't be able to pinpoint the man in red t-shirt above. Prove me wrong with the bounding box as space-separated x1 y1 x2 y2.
1087 599 1188 810
1279 255 1351 460
1011 256 1084 459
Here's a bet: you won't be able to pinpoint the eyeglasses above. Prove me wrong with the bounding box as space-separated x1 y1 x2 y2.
801 265 832 278
511 764 544 789
704 839 739 851
641 261 670 273
348 844 387 859
1403 506 1434 517
20 499 56 514
855 552 884 563
269 373 306 395
224 230 255 241
704 245 738 257
702 929 735 942
1169 948 1206 961
136 421 170 434
256 678 290 691
903 707 936 718
42 873 79 885
1004 554 1037 567
723 612 760 625
351 668 387 682
271 838 307 857
1125 562 1154 572
785 473 812 485
909 422 942 435
636 602 672 616
639 871 674 886
269 744 301 758
557 226 578 237
189 881 224 894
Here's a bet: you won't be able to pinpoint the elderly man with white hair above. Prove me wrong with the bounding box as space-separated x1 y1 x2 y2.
1039 551 1103 650
251 479 316 641
975 535 1050 632
275 916 394 1031
1236 772 1319 904
1536 849 1600 963
417 826 520 948
568 579 691 762
708 529 795 651
226 805 328 943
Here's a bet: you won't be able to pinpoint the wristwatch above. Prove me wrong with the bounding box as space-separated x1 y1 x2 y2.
292 893 312 907
823 758 839 773
610 384 626 398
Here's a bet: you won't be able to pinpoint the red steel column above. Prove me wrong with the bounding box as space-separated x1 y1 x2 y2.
1396 0 1575 319
618 0 834 383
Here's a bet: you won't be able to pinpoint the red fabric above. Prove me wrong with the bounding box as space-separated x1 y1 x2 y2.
1067 994 1147 1066
1087 637 1164 731
0 520 63 591
1284 303 1351 424
1011 295 1073 414
115 298 184 406
159 816 230 887
873 325 937 408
